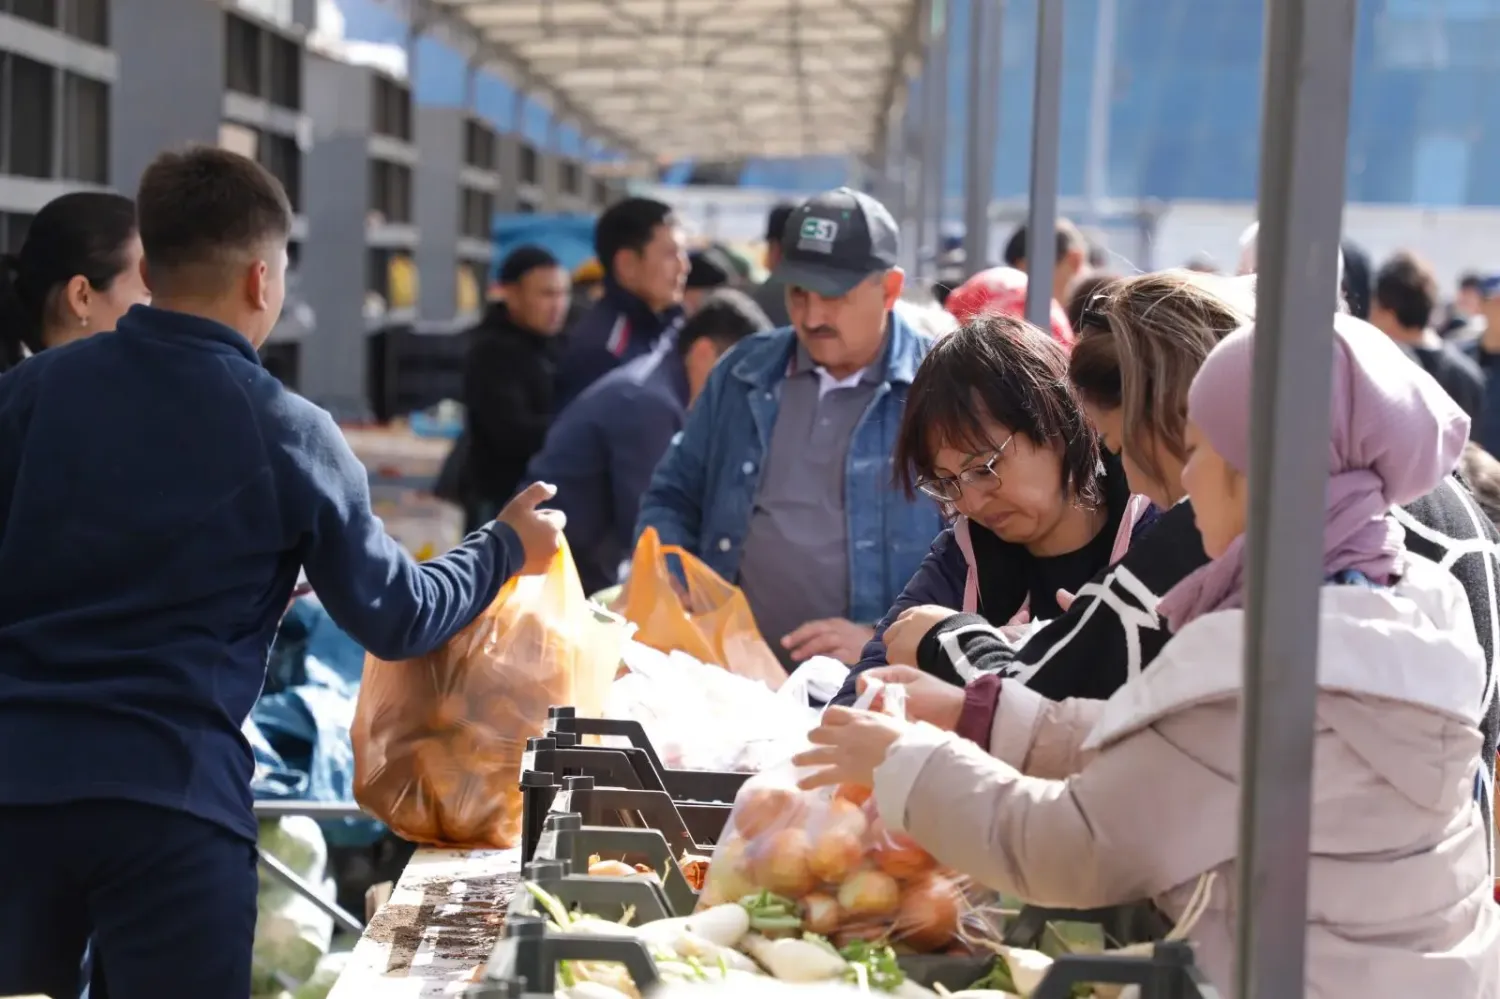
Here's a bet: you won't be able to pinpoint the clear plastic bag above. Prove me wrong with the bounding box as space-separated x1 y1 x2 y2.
698 688 971 954
351 542 623 848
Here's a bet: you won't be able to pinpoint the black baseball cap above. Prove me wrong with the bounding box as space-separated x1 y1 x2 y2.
772 187 900 298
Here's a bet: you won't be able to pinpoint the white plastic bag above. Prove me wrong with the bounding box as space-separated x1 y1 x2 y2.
604 642 830 772
252 817 336 994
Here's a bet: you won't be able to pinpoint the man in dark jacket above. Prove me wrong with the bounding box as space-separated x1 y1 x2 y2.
1368 250 1483 426
460 246 570 527
525 289 772 595
554 198 688 409
751 203 795 329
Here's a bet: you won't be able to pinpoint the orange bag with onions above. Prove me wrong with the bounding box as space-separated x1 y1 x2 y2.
620 527 785 690
351 541 621 848
698 689 974 953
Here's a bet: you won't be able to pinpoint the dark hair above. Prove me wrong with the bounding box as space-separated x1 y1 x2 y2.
498 245 560 285
679 288 771 356
766 203 796 245
1064 272 1119 333
1460 442 1500 530
1002 218 1084 268
594 197 675 277
135 146 292 282
0 192 137 366
894 313 1102 505
1373 250 1438 330
687 249 733 290
1340 239 1372 321
1459 272 1483 293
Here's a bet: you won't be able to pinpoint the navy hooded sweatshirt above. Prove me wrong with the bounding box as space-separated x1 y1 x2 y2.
0 306 523 842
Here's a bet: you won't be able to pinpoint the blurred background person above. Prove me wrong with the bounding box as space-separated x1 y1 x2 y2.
455 245 570 529
944 265 1074 345
751 202 795 329
1368 250 1482 426
1001 218 1089 307
683 247 735 317
525 289 771 595
554 197 688 409
1445 272 1487 339
0 193 148 374
1464 274 1500 454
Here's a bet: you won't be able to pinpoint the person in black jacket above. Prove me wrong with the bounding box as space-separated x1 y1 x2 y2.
460 246 571 528
860 268 1499 865
1368 250 1483 426
0 192 148 374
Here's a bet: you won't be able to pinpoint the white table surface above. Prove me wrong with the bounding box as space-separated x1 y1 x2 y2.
328 848 520 999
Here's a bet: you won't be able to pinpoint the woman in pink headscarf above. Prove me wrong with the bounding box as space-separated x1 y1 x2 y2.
797 315 1500 996
943 265 1075 346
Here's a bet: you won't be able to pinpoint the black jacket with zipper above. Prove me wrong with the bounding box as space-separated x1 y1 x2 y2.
460 305 562 507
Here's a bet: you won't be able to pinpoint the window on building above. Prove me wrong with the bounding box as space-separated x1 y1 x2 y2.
367 247 390 298
519 143 539 185
560 160 581 195
6 0 57 28
6 54 56 180
63 0 108 44
464 120 496 171
267 33 301 111
460 188 494 240
62 72 109 183
369 159 413 224
225 14 263 97
371 77 412 142
259 132 301 212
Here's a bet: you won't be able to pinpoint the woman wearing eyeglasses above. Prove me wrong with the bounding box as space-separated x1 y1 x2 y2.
830 312 1156 705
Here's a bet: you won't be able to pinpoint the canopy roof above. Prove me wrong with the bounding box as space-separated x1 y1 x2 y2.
425 0 927 162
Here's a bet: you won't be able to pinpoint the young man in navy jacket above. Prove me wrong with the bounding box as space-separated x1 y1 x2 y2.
0 147 564 999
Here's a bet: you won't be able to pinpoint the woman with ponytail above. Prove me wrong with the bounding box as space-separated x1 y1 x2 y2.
0 192 146 374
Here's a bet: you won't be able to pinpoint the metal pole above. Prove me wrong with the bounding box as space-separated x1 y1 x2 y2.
1083 0 1117 228
1236 1 1356 997
258 849 366 935
1023 0 1063 328
961 0 998 280
928 0 950 280
914 36 935 282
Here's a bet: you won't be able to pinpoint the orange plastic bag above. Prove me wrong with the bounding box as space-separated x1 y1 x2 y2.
620 527 785 690
351 541 620 848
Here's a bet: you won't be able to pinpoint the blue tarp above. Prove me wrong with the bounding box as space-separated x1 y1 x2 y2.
247 600 385 847
490 213 598 276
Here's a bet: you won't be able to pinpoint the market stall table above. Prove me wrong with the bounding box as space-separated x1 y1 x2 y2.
329 848 520 998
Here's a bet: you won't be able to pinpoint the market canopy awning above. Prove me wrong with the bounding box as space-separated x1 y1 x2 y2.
423 0 927 162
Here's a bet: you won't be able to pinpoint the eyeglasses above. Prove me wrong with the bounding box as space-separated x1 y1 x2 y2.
916 435 1014 503
1079 307 1111 332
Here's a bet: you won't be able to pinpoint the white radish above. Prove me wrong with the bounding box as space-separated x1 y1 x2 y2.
561 983 635 999
739 932 849 983
634 903 751 949
656 929 759 972
996 946 1055 995
892 981 946 999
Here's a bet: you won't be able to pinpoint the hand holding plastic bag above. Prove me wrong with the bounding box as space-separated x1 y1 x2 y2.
351 541 623 848
698 684 971 953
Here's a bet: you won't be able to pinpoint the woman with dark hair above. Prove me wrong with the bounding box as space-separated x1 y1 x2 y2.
830 313 1154 704
0 192 147 373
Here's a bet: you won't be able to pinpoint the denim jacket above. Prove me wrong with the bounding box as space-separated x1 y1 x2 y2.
634 313 944 625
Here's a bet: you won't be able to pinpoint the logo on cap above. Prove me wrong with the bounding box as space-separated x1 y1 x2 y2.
797 217 839 254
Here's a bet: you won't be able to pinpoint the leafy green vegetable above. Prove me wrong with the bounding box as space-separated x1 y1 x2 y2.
838 939 905 992
967 956 1018 994
738 890 804 933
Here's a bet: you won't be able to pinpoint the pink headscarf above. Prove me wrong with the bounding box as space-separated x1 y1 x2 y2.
1157 313 1470 632
944 266 1075 346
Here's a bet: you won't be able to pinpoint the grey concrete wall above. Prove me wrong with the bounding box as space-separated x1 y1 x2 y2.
415 107 463 324
299 55 373 411
110 0 224 193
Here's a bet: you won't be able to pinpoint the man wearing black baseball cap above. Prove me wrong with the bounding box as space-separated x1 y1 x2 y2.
636 187 944 671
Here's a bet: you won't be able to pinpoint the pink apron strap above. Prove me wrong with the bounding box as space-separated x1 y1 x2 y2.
953 518 981 615
1111 494 1152 565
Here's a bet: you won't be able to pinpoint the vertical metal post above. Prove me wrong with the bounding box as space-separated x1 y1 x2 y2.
1023 0 1063 328
901 100 922 276
927 0 950 279
1236 2 1356 998
1083 0 1117 228
962 0 999 279
914 46 934 282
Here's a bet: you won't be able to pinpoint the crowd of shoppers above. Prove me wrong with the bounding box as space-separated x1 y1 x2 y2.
4 141 1500 998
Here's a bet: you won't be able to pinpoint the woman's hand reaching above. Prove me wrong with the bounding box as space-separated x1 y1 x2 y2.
856 666 966 731
881 604 957 667
792 706 908 790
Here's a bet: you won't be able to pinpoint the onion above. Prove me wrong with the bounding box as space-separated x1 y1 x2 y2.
807 829 864 884
734 786 804 839
800 892 841 935
588 859 637 877
835 784 872 807
832 923 887 949
751 828 817 897
837 869 901 918
815 797 869 841
891 875 961 952
702 838 756 904
870 830 936 880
